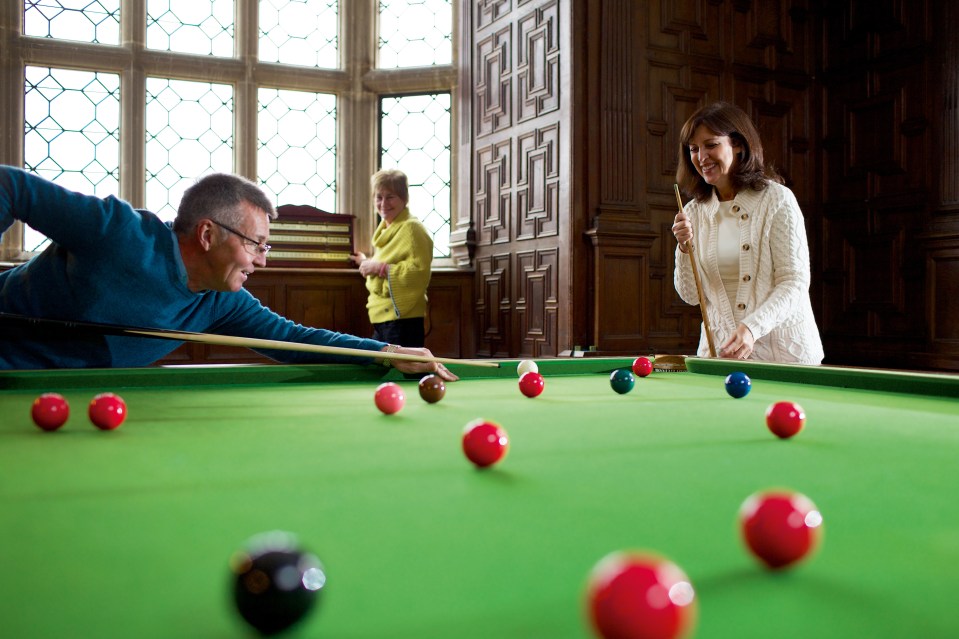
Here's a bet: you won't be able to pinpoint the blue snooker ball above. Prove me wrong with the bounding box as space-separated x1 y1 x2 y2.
725 372 752 398
609 368 635 394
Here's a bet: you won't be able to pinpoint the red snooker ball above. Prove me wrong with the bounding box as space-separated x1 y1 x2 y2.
586 551 697 639
739 490 823 570
765 401 806 439
31 392 70 431
374 382 405 415
632 357 653 378
518 371 545 398
88 392 127 430
462 419 509 468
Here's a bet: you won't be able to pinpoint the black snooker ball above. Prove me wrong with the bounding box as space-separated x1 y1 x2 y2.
230 531 326 636
418 374 446 403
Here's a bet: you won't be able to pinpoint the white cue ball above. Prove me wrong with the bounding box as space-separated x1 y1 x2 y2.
517 360 538 377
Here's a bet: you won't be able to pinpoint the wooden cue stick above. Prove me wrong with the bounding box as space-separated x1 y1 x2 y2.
673 184 718 358
129 329 501 368
0 313 500 368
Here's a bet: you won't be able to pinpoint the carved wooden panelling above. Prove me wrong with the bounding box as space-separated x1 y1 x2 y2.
475 140 511 245
475 253 511 356
651 0 722 57
477 0 511 29
287 283 365 336
425 272 475 358
598 0 637 205
848 94 903 177
746 91 811 194
746 99 795 184
598 252 645 341
940 2 959 208
516 248 558 355
475 26 512 137
516 123 559 239
847 230 904 310
928 251 959 341
649 79 705 188
516 1 560 122
730 0 793 68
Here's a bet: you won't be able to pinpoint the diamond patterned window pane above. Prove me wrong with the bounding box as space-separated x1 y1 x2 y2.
380 93 451 257
378 0 451 69
146 0 234 57
23 66 120 252
258 88 337 211
145 78 234 221
259 0 338 69
23 0 120 45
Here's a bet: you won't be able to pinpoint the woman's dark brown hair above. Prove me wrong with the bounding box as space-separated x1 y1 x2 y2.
676 102 782 202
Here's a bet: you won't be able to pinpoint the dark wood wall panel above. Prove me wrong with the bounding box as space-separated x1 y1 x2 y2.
475 252 511 357
515 124 560 239
820 0 934 365
423 270 476 358
582 0 817 356
468 0 568 358
516 248 559 355
457 0 958 369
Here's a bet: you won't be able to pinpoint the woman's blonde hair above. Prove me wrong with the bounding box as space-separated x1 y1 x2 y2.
371 169 409 203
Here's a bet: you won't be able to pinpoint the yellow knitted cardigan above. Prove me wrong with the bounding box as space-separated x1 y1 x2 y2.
365 208 433 323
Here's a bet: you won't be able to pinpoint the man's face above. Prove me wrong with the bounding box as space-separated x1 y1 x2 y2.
208 202 271 292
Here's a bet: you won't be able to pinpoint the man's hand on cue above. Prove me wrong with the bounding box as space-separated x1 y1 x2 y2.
387 346 460 381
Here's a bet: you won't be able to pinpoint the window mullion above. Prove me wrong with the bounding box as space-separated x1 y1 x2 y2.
342 0 379 251
1 2 24 169
235 0 258 180
120 0 146 206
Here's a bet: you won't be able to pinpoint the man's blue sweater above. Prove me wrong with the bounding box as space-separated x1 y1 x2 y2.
0 167 385 369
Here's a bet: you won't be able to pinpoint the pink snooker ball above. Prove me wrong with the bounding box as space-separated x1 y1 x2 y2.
374 382 405 415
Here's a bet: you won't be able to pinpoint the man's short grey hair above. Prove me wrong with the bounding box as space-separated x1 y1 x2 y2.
172 173 277 235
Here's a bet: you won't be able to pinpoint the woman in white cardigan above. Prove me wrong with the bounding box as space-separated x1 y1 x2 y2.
672 102 824 365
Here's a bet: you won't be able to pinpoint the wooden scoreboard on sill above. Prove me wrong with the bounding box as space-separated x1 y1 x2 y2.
268 204 355 268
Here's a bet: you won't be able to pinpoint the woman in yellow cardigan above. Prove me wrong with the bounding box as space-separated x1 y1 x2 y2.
350 169 434 348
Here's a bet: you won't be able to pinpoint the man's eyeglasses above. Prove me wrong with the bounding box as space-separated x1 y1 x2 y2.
211 220 271 256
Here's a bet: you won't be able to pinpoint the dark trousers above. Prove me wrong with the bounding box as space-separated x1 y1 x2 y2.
373 317 426 348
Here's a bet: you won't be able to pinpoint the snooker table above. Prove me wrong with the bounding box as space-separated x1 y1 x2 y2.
1 357 958 639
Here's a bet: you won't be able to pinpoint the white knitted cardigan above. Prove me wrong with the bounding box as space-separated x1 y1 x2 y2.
674 182 824 364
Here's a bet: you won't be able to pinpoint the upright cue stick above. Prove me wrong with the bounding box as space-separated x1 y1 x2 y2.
0 313 500 368
673 184 717 358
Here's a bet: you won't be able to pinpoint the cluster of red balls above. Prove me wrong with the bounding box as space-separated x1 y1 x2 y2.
371 375 510 469
586 372 819 638
31 391 127 431
586 488 823 639
369 358 821 639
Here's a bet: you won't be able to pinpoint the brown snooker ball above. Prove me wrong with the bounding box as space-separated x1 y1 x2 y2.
418 374 446 403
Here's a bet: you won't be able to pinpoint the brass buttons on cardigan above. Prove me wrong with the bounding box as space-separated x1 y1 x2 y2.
742 244 750 251
742 274 751 282
741 213 748 220
737 303 746 310
732 205 740 212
